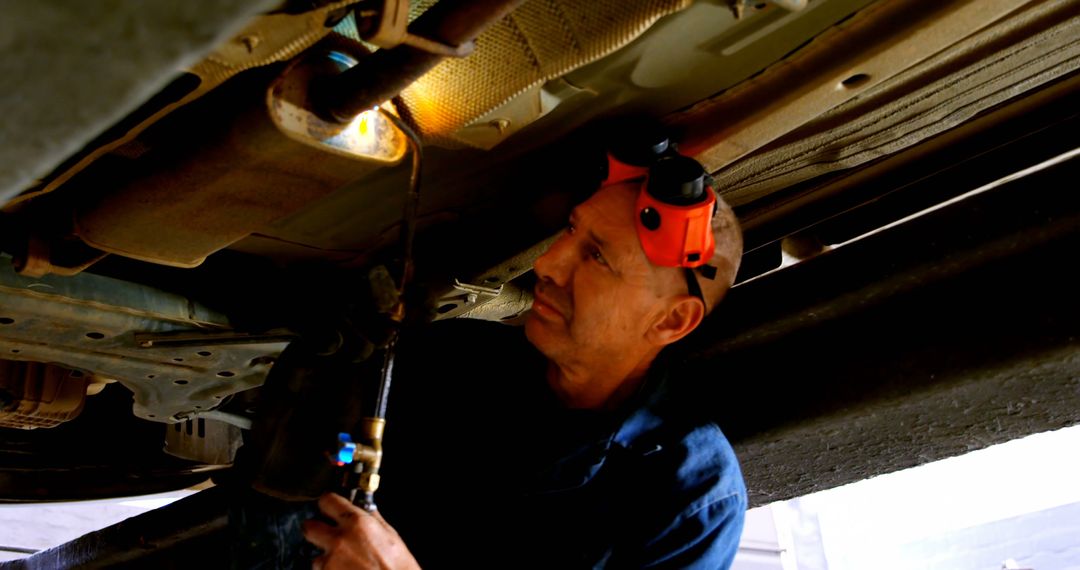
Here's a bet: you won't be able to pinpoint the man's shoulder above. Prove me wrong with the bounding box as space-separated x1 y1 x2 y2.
639 418 745 505
624 363 742 483
605 415 746 568
613 376 745 509
615 357 747 515
672 422 745 510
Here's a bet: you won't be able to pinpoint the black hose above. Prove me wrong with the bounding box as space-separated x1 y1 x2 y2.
369 103 421 421
379 103 422 296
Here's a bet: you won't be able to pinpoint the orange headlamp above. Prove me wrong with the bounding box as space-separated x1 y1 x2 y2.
603 151 717 269
635 155 716 269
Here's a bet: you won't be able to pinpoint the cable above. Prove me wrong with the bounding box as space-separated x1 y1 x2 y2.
378 102 423 296
368 102 421 423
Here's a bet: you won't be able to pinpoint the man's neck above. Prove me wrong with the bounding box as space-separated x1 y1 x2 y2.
545 352 655 411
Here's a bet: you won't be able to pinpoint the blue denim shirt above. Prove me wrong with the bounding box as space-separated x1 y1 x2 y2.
379 323 747 569
515 369 748 569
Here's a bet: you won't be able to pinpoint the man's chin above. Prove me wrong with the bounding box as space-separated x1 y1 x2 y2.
524 311 543 343
524 311 557 356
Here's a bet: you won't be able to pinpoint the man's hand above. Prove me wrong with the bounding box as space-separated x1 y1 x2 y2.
303 493 422 570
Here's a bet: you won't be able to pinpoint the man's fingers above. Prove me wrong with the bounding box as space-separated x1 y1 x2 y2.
305 498 420 570
318 492 362 523
369 509 395 532
302 519 337 550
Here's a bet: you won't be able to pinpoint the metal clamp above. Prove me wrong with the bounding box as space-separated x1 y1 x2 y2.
452 279 503 305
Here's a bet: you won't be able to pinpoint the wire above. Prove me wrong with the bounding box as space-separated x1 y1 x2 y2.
246 233 366 254
369 102 422 421
378 103 423 296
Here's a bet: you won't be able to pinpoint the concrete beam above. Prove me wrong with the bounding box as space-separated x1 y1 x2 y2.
690 148 1080 506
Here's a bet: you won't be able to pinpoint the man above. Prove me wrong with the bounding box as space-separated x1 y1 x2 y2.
303 153 746 569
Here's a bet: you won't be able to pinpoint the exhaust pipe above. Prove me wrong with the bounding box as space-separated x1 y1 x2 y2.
314 0 527 123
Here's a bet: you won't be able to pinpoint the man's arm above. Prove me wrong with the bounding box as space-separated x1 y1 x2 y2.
302 493 422 570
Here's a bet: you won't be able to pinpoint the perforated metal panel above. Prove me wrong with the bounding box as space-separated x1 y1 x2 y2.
398 0 692 145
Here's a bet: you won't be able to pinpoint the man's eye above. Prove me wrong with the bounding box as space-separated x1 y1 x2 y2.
566 223 576 235
590 248 608 266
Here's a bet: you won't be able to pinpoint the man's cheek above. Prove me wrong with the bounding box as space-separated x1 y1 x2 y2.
602 303 640 338
567 308 601 344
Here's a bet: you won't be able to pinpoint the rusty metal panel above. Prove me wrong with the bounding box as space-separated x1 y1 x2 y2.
0 360 89 429
0 255 286 423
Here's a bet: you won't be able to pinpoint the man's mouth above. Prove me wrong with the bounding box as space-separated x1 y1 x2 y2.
531 287 566 322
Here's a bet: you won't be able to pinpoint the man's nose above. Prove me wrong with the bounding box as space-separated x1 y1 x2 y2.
534 232 574 287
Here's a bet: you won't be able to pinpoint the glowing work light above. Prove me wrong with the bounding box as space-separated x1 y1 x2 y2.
269 50 408 164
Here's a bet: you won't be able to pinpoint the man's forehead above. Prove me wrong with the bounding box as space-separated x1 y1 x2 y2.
574 185 645 258
574 184 688 295
578 185 635 229
574 184 637 223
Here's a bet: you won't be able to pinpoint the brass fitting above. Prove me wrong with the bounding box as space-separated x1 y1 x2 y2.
353 417 386 495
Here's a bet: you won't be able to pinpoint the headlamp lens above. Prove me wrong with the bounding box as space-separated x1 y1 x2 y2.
646 155 707 206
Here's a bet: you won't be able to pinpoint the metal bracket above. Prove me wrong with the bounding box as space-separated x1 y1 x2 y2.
134 328 297 349
452 279 503 305
356 0 476 57
427 278 504 321
428 233 557 322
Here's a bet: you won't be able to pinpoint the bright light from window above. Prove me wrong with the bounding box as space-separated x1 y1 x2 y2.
758 424 1080 570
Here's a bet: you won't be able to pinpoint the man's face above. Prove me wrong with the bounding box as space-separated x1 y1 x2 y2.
525 184 683 368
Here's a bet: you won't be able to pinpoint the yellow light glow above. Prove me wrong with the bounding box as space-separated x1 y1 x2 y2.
268 59 406 164
357 112 369 137
301 106 405 163
342 109 377 148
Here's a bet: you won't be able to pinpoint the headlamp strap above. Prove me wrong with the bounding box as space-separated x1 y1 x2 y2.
699 264 717 280
684 267 705 307
684 264 717 308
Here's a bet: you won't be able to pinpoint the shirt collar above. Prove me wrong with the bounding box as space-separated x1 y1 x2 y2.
531 357 679 493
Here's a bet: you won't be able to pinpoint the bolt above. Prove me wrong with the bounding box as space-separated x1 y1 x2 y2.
466 293 479 304
249 356 276 367
730 0 746 19
490 119 511 134
240 35 260 54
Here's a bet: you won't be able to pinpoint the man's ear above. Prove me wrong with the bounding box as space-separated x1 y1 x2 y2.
646 296 705 347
